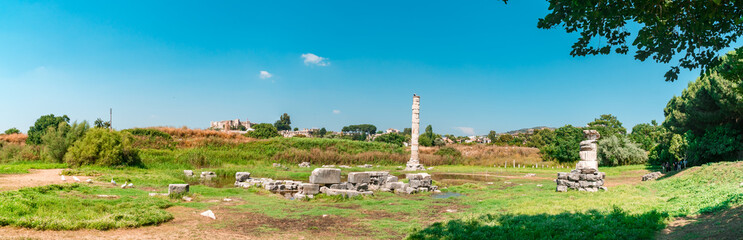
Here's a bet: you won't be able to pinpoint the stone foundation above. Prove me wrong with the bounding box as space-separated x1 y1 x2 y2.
555 169 607 192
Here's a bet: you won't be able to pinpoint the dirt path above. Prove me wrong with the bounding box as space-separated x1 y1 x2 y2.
0 169 93 191
657 206 743 240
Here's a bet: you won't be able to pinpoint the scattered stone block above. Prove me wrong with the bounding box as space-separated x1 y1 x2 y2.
524 173 536 177
184 170 194 177
299 162 311 168
168 184 190 195
301 183 320 195
200 210 216 219
642 172 662 181
348 172 371 184
309 168 341 184
235 172 251 182
556 185 567 192
200 172 217 181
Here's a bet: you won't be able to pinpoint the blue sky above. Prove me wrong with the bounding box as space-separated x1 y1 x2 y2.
0 1 709 135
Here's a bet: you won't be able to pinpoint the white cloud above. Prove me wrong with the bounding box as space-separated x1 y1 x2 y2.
332 109 341 114
259 70 272 79
454 127 475 135
301 53 330 66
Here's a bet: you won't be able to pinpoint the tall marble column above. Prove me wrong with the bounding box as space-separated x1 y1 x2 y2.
405 94 425 171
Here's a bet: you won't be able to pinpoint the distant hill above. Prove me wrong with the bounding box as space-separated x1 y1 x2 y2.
504 126 554 135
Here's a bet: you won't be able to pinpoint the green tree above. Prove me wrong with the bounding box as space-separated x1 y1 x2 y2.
495 134 514 145
532 0 743 82
418 125 443 147
42 121 89 162
374 133 407 146
663 52 743 136
487 130 497 143
3 128 20 135
587 114 626 137
341 124 377 136
94 118 111 129
247 123 280 139
540 125 584 163
293 127 299 131
648 132 687 166
525 128 556 148
274 113 292 131
653 50 743 165
403 128 412 135
629 121 666 151
686 125 743 165
597 135 648 166
27 114 70 145
64 128 140 167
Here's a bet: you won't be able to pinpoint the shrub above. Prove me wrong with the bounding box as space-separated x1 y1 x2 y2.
435 146 462 158
597 135 648 166
3 128 20 135
374 133 407 146
41 121 89 163
64 128 141 167
246 123 280 139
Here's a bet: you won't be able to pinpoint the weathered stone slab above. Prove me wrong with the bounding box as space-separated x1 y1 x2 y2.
348 172 371 184
184 170 194 177
168 184 189 195
300 183 320 195
309 168 341 184
556 185 567 192
642 172 662 181
235 172 251 182
325 189 373 198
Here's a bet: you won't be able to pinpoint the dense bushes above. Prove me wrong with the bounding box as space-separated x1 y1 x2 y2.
650 50 743 165
41 121 89 163
435 146 462 158
246 123 280 139
374 133 407 146
539 125 583 163
64 129 141 167
597 135 648 166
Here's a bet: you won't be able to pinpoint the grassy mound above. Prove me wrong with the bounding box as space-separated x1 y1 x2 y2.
406 161 743 239
0 184 173 230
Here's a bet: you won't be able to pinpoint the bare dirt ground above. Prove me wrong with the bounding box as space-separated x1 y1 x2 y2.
657 206 743 240
0 169 92 191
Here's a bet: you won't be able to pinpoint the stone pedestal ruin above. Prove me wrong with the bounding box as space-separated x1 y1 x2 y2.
405 94 425 171
556 130 607 192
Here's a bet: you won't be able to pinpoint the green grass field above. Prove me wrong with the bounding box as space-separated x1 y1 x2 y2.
0 138 741 239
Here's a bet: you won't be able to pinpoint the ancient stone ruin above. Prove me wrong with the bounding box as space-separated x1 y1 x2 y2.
555 130 607 192
233 167 438 199
168 184 189 196
405 94 425 171
642 172 662 181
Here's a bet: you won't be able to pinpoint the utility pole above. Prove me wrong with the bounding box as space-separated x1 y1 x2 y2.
109 108 112 130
